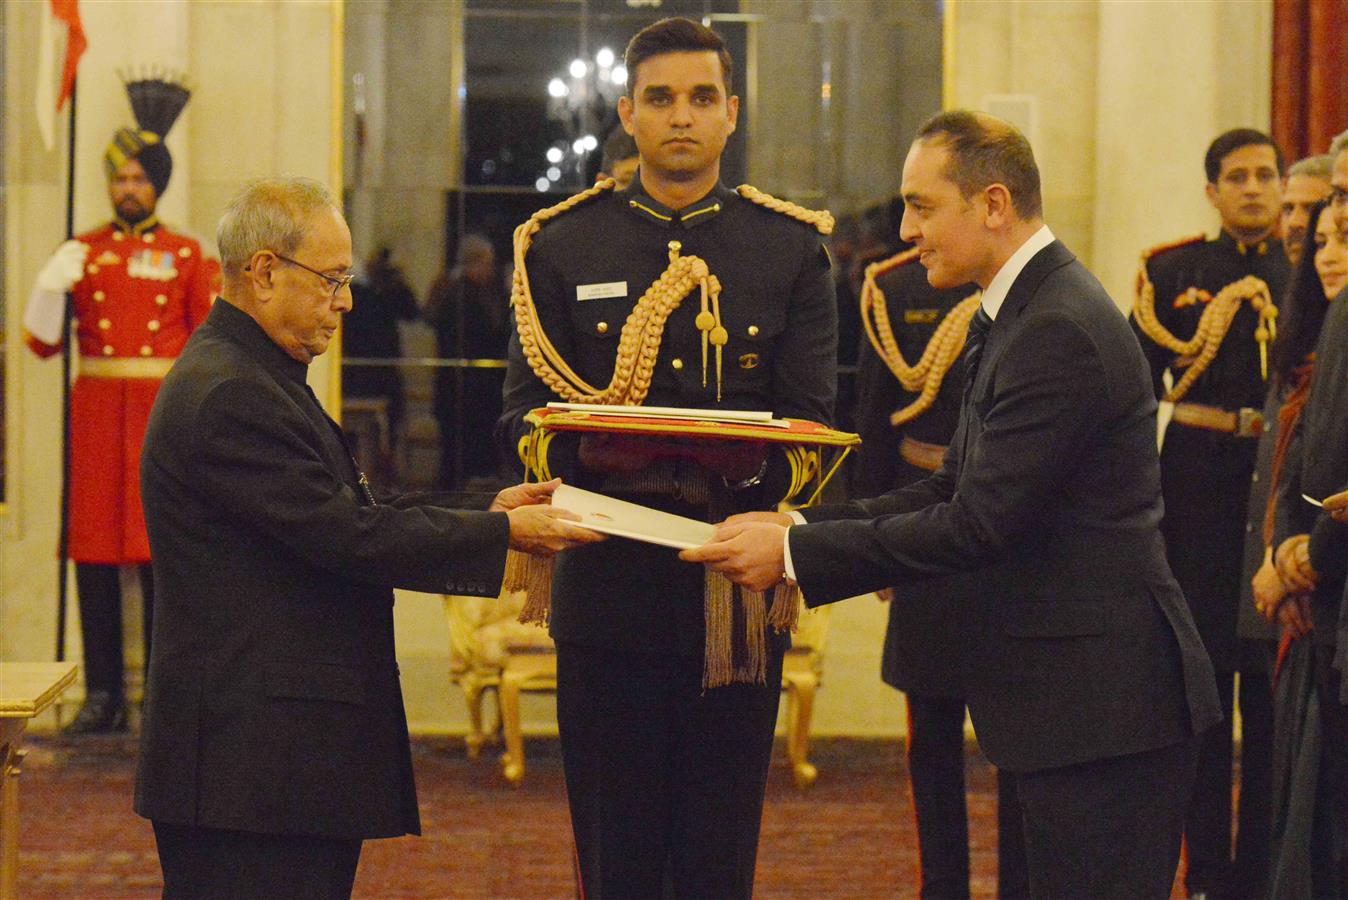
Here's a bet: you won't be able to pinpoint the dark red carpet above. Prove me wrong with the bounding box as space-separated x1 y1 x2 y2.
16 734 1053 897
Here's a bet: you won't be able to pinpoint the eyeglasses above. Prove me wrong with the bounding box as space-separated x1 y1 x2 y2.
274 253 354 297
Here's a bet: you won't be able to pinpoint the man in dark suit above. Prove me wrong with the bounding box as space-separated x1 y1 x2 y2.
135 176 600 898
853 251 1027 899
685 110 1222 899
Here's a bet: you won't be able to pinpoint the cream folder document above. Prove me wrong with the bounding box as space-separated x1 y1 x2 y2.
552 484 716 550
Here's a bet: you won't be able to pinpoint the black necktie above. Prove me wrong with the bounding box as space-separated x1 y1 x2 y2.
963 305 994 391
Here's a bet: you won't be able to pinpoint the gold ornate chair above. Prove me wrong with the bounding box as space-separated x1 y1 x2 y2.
447 591 831 789
443 589 553 760
782 602 830 788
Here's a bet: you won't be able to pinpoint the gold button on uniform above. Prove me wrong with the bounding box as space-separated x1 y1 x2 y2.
144 233 156 243
87 264 99 274
671 358 684 370
148 320 161 333
98 318 111 330
596 321 609 334
747 325 759 337
155 294 168 306
112 231 124 241
93 291 106 302
140 345 153 357
102 345 115 356
178 246 192 258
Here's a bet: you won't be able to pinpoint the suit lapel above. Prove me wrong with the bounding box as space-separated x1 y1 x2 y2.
972 241 1076 398
957 241 1076 468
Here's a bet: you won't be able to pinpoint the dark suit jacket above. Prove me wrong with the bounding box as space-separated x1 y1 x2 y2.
134 300 510 840
791 240 1221 772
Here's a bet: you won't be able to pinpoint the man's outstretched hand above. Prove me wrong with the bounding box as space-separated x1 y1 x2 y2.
491 477 562 512
506 505 605 555
681 520 788 593
493 478 607 555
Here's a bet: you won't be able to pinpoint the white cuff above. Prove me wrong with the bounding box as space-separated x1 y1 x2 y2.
787 510 807 525
782 526 798 584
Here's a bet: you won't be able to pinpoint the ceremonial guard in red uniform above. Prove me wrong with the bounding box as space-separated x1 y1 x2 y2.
23 74 217 734
1131 129 1289 899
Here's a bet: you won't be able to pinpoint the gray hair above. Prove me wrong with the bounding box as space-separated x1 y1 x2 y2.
456 232 494 267
1331 129 1348 159
217 176 340 277
1288 154 1334 181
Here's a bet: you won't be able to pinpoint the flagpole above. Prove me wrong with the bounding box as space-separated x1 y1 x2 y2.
56 74 77 663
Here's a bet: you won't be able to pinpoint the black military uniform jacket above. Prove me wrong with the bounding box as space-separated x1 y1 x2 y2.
852 254 980 697
499 179 837 657
1132 231 1290 670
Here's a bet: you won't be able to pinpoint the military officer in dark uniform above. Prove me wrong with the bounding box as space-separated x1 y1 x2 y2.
497 18 835 900
1131 128 1290 900
853 248 1027 900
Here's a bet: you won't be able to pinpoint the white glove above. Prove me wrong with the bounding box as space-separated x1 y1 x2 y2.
35 240 89 293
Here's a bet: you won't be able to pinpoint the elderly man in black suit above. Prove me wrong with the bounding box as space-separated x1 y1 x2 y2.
135 176 601 898
685 110 1222 898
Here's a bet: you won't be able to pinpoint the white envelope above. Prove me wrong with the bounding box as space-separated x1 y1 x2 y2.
552 484 716 550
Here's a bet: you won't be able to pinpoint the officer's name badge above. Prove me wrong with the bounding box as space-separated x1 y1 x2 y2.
904 309 940 324
576 281 627 301
128 249 179 282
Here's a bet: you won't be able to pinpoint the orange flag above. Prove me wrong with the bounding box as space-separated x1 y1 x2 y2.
35 0 87 150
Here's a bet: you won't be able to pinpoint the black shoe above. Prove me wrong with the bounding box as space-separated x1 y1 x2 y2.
62 691 128 735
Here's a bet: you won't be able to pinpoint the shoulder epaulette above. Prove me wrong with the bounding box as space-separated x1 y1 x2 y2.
1142 233 1205 263
529 178 616 230
863 247 920 284
736 184 834 235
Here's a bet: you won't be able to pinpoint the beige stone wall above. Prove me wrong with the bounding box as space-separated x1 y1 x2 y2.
946 0 1272 312
946 0 1101 279
2 1 340 717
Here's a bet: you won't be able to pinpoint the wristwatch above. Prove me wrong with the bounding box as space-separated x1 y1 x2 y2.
722 457 769 491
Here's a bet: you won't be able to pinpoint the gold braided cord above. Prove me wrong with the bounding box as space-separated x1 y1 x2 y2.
1132 262 1278 402
511 178 725 406
859 250 983 427
736 184 835 235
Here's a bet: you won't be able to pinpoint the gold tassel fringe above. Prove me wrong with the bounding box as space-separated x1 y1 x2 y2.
739 588 767 685
768 582 802 633
703 570 735 689
510 551 556 626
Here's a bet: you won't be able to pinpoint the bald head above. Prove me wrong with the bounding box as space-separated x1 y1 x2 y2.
913 110 1043 221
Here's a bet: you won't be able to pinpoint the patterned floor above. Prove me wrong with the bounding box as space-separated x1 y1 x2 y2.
16 734 1014 898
